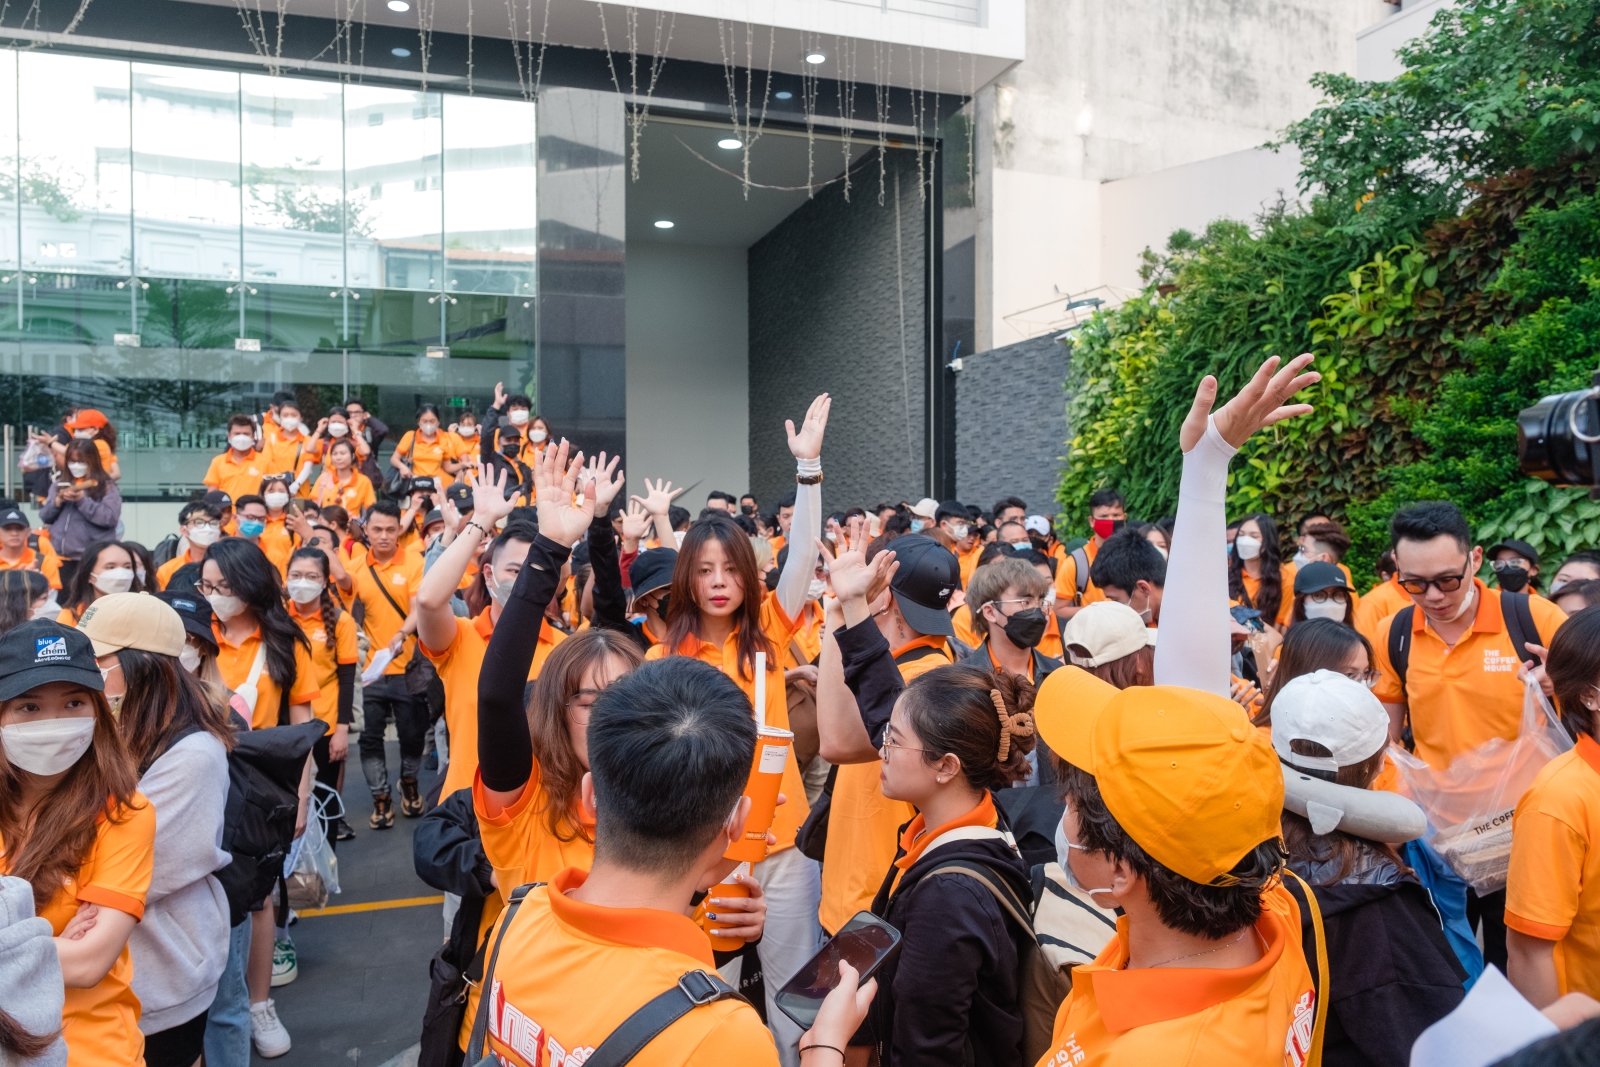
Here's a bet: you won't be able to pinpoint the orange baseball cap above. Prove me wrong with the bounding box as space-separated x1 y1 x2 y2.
1035 667 1284 885
66 409 108 431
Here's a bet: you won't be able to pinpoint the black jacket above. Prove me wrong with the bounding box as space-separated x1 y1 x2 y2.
585 514 652 652
413 789 495 970
1285 869 1467 1067
863 814 1033 1067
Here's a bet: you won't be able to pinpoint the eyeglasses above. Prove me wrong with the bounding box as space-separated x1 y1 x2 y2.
196 580 232 596
1397 564 1470 596
879 737 937 760
1342 668 1380 688
1491 558 1532 572
990 596 1043 611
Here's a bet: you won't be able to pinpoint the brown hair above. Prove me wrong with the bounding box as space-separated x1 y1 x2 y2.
664 516 772 681
1547 605 1600 740
525 628 645 841
1086 644 1155 689
0 1007 56 1059
115 647 236 775
1256 618 1374 728
0 687 142 912
966 557 1050 641
900 662 1036 791
64 439 108 500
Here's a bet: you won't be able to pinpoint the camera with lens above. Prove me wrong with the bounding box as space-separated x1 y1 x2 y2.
1518 369 1600 497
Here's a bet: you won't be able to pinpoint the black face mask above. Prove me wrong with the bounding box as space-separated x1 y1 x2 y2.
501 442 522 458
654 591 670 620
1000 607 1049 650
1496 566 1530 593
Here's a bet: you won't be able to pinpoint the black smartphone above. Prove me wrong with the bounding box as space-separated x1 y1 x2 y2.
774 911 901 1031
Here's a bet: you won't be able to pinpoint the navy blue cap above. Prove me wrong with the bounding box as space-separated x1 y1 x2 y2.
0 619 104 701
1293 561 1351 596
628 548 678 597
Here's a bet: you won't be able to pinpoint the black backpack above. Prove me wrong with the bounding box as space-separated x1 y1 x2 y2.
151 532 182 567
1387 591 1537 688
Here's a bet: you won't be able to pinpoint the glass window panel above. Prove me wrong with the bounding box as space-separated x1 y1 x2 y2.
18 52 131 277
131 64 240 282
242 73 346 289
442 93 536 298
344 84 441 294
0 50 17 272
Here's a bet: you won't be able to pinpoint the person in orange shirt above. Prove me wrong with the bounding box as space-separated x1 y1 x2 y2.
932 499 982 584
285 547 357 801
203 416 270 504
307 439 376 517
1287 561 1359 627
0 618 157 1067
1054 488 1125 625
1294 518 1358 592
156 501 223 592
60 407 121 482
449 409 482 472
392 403 465 489
230 495 286 577
0 505 62 590
300 407 369 494
256 477 300 573
466 655 873 1067
1231 512 1297 630
261 399 315 490
1090 527 1165 630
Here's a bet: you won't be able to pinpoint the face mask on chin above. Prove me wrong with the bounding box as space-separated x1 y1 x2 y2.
1424 580 1476 626
1 717 95 776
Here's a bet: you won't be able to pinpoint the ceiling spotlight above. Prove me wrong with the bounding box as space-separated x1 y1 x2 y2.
717 138 742 150
804 52 827 65
391 47 411 57
775 91 793 100
387 0 409 9
653 220 674 229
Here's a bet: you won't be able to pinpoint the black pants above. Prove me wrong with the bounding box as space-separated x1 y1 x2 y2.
359 673 428 797
1468 887 1508 968
313 731 343 792
143 1008 208 1067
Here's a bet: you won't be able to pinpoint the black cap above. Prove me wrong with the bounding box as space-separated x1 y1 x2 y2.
1488 539 1539 566
154 591 219 654
1293 561 1351 596
884 534 959 637
203 489 232 510
423 508 444 528
0 619 105 700
628 548 678 597
445 482 473 510
934 499 968 523
0 507 27 529
571 540 591 567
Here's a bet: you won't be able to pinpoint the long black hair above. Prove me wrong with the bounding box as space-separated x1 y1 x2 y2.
206 537 311 696
64 540 146 618
1228 512 1285 625
1256 617 1374 728
288 546 345 652
0 570 48 636
115 646 236 775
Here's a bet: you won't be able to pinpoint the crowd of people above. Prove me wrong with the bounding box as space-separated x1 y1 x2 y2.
1 357 1599 1067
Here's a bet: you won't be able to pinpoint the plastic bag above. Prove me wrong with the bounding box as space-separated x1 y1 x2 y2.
284 785 342 910
1390 679 1573 893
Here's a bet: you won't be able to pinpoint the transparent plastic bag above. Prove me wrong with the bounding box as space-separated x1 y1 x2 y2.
284 785 342 910
1390 679 1573 893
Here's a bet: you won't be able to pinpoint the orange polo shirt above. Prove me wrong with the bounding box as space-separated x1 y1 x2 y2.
1240 562 1297 627
351 550 424 674
645 594 808 850
777 600 824 669
477 868 777 1067
290 601 359 730
395 429 463 486
423 611 566 800
258 515 296 575
819 634 953 933
262 430 312 480
1353 575 1414 648
0 544 62 589
1055 539 1107 607
1041 883 1318 1067
958 540 984 585
1371 579 1566 768
203 449 269 502
213 621 321 729
155 550 204 591
0 798 156 1067
311 468 376 515
888 791 997 895
1505 733 1600 999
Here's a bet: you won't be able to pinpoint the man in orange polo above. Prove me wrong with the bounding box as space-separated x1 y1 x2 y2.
465 656 873 1067
0 503 62 589
203 415 269 503
1033 667 1318 1066
1054 488 1124 625
934 499 983 584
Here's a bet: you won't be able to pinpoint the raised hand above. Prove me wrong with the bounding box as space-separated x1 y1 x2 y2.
621 500 652 541
825 542 897 605
492 381 507 409
1181 354 1319 452
631 477 685 517
533 438 595 546
585 452 625 510
786 393 831 461
468 466 518 527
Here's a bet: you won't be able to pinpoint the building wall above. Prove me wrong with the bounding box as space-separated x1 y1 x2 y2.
624 242 751 503
748 150 928 513
954 333 1068 517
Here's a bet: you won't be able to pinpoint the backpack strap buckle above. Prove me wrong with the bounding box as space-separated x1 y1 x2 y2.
677 970 728 1006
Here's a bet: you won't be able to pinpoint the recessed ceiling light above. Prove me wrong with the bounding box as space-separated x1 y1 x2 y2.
717 138 742 150
387 0 410 10
775 91 793 100
391 47 411 57
654 220 674 229
805 52 827 65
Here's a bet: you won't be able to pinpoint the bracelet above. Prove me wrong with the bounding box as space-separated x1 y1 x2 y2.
796 471 823 485
463 520 491 538
798 1045 845 1063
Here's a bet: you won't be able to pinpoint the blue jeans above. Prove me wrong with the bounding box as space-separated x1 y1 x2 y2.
203 918 252 1067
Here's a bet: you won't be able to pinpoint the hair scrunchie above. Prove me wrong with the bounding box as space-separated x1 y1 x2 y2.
991 688 1036 763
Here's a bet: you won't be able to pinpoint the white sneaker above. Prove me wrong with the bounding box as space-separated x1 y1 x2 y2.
251 999 292 1058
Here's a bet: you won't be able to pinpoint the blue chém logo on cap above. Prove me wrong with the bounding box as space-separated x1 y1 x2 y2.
34 636 69 662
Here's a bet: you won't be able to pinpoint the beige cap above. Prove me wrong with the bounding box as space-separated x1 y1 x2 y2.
77 592 187 658
1062 600 1157 667
909 497 939 519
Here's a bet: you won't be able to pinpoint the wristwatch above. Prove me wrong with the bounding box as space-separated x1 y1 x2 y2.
796 471 823 485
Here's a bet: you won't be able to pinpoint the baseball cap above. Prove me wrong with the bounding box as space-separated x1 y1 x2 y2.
1024 515 1051 536
422 508 444 530
445 482 473 510
0 619 105 701
203 489 233 511
77 592 187 658
884 534 960 637
0 507 28 529
628 548 678 598
934 499 968 523
908 498 938 520
1270 669 1389 774
1293 561 1351 596
1488 538 1539 566
65 409 108 431
1061 601 1156 667
1034 669 1284 885
154 591 219 654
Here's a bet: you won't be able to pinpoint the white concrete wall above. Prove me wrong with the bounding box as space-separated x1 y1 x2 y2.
624 242 750 502
1357 0 1452 81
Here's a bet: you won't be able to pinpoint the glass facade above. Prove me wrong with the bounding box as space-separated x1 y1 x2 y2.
0 49 542 505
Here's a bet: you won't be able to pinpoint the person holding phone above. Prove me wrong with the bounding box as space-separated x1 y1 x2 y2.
39 441 122 590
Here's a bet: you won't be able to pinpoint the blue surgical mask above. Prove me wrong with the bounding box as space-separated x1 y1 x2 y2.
910 519 925 533
239 519 266 539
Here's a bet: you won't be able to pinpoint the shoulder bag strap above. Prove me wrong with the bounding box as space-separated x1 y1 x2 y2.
914 859 1037 943
1283 870 1329 1067
1501 591 1537 667
370 563 411 624
1388 606 1414 692
464 882 541 1063
1072 547 1090 603
546 971 743 1067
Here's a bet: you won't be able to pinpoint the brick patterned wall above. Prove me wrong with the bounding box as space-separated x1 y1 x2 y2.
954 333 1070 518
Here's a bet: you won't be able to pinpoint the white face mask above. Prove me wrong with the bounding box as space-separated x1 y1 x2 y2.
458 424 478 437
279 416 300 434
1054 817 1115 900
528 428 547 443
947 522 970 541
72 429 97 440
1156 546 1169 561
1292 549 1311 567
508 410 530 427
420 423 438 438
1426 581 1477 625
1 717 95 776
91 567 135 594
208 593 246 621
179 644 202 674
229 434 255 452
806 577 828 601
327 422 349 437
286 578 324 604
1302 595 1346 621
1234 534 1263 560
824 530 837 543
485 567 517 606
66 462 88 478
264 491 290 510
187 523 221 547
31 594 58 620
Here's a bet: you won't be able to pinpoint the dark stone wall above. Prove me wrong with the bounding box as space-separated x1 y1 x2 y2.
954 333 1070 518
747 150 927 511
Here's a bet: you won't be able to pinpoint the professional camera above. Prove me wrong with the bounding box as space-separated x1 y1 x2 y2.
1518 369 1600 495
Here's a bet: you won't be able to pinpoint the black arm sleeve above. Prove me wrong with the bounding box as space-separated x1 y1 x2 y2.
477 533 570 791
835 619 905 747
587 515 648 650
480 421 496 466
335 662 356 725
412 790 494 899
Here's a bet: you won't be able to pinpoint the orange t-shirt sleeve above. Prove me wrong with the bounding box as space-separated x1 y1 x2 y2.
202 455 224 489
335 613 359 665
472 765 545 889
1371 614 1405 704
679 1005 780 1064
396 431 415 456
356 478 376 513
77 798 157 921
421 616 465 666
1054 555 1076 599
1506 809 1586 941
291 641 322 706
1532 595 1570 645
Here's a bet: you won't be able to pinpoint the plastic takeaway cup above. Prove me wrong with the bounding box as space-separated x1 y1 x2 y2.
724 725 793 863
706 861 752 951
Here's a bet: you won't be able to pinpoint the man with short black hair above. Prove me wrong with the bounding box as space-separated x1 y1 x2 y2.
1053 488 1124 624
704 490 736 513
0 504 60 590
738 493 758 517
158 501 224 592
993 495 1027 527
1090 527 1166 626
934 499 981 582
203 414 267 502
343 397 389 483
771 492 796 553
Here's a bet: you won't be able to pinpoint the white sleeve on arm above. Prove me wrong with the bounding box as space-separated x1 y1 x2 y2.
1152 415 1236 697
775 458 822 621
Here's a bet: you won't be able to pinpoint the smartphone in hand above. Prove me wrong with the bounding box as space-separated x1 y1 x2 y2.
773 911 901 1030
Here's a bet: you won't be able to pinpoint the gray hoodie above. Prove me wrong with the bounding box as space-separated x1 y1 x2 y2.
0 875 67 1067
128 731 232 1034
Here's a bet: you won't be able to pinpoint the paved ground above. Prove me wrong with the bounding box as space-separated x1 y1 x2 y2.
257 741 443 1066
